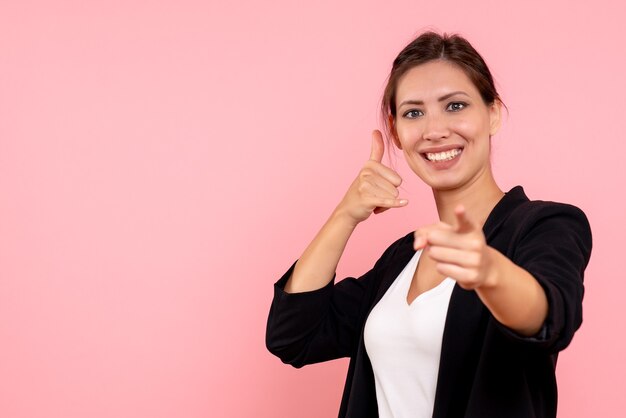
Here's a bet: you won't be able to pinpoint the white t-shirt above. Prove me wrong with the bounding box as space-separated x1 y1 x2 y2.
363 250 455 418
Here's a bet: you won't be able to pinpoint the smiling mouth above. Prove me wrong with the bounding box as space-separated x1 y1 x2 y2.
424 148 463 162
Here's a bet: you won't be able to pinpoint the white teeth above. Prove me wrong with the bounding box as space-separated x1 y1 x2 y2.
426 149 461 162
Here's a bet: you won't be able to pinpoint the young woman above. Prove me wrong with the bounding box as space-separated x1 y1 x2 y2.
266 31 592 418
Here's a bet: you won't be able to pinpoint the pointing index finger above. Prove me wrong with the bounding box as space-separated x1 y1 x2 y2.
454 205 475 233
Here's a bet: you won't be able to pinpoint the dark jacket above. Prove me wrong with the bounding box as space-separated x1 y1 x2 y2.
266 186 592 418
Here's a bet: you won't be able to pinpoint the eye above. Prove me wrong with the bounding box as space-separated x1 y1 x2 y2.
402 109 424 119
446 102 467 112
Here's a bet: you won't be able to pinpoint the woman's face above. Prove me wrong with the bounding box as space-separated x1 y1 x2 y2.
392 60 501 192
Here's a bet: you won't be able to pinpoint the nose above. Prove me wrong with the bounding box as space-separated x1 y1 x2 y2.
423 112 450 141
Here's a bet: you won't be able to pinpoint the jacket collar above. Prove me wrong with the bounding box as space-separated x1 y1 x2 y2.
483 186 529 241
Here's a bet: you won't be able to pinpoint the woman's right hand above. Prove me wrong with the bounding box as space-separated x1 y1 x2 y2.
335 130 408 226
286 130 406 293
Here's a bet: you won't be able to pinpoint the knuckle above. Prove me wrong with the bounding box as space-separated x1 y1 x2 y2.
359 187 375 199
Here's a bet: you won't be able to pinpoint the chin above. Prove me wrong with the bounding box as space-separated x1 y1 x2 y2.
413 170 463 191
427 182 462 192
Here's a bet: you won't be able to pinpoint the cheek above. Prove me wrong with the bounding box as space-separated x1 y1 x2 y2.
451 117 489 141
396 125 422 149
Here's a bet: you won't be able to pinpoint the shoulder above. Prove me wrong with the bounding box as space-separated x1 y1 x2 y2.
489 186 589 230
508 198 591 240
488 188 592 262
510 198 589 230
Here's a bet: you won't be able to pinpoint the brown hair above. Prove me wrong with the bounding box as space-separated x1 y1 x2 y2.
381 31 504 141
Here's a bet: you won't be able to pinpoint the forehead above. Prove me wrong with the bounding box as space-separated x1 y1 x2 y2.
396 60 480 102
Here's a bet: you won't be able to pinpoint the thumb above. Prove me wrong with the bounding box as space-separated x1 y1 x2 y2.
369 130 385 162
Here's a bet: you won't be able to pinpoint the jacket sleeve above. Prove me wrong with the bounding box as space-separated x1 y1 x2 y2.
496 202 592 353
265 237 403 368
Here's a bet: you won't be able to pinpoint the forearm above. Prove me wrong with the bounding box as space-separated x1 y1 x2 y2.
284 208 358 293
284 131 406 293
476 248 549 336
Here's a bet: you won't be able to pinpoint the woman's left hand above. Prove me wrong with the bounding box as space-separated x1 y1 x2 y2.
414 206 497 290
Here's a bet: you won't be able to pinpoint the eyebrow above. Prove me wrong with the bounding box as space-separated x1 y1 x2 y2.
398 91 470 107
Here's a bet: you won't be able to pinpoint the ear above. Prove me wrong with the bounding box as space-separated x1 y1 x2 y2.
389 115 403 150
489 100 502 136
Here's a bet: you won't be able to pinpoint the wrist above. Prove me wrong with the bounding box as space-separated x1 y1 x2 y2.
330 205 361 230
480 247 503 290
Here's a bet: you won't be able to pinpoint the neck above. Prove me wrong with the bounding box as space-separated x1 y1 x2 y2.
433 173 504 227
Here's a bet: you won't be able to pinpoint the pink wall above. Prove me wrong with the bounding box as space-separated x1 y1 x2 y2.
1 0 624 417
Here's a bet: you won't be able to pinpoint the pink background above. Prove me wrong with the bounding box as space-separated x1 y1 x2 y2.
1 1 624 417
